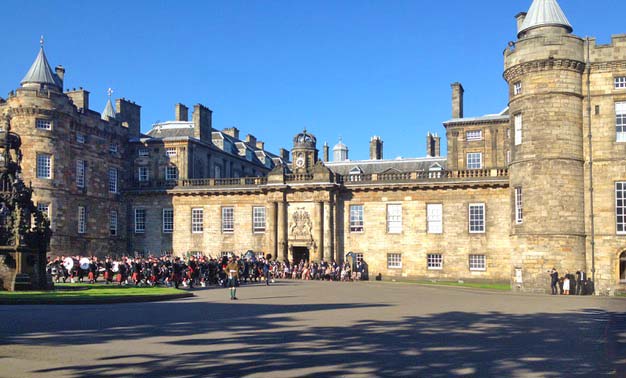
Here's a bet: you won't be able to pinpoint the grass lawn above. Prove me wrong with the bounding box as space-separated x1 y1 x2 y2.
0 283 190 304
383 279 511 291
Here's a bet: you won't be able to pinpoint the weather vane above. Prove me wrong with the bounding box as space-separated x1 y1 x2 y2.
107 88 114 98
40 35 44 47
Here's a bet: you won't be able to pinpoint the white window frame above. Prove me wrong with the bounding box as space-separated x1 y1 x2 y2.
78 206 86 234
386 204 402 234
36 119 52 130
469 203 485 234
214 165 222 179
469 254 486 271
615 76 626 89
37 202 50 221
387 253 402 269
134 208 146 234
36 153 52 179
616 102 626 142
108 167 118 193
514 113 522 146
138 147 150 157
466 152 483 170
109 143 118 154
506 150 511 165
252 206 266 233
515 187 523 224
466 130 482 141
427 253 443 270
138 167 149 182
616 182 626 235
76 159 85 188
427 203 443 234
165 147 177 157
513 81 522 95
110 210 118 236
162 208 174 233
76 133 86 144
165 166 178 181
349 204 364 232
191 208 204 233
222 207 234 233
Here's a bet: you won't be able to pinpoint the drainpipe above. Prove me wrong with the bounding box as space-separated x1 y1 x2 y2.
586 37 596 294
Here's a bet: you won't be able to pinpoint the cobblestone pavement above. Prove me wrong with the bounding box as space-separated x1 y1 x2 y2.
0 281 625 377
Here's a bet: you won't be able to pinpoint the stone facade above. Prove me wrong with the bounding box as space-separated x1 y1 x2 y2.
2 0 626 294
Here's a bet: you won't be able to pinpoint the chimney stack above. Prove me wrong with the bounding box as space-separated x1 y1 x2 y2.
175 103 188 121
426 132 441 157
369 136 383 160
67 88 89 111
192 104 213 143
323 142 329 162
245 134 257 147
223 127 240 140
117 98 141 137
516 12 527 34
55 66 65 89
279 148 290 162
451 82 464 119
256 141 265 150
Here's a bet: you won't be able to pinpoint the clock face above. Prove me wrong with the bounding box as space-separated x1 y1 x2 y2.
296 156 305 168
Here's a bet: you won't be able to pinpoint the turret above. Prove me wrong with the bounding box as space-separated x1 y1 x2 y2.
504 0 586 292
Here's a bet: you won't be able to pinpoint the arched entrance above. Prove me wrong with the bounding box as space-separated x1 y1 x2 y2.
293 247 310 265
620 251 626 282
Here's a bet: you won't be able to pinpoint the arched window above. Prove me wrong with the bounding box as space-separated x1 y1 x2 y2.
620 251 626 282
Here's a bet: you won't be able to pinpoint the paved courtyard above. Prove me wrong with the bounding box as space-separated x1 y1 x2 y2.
0 281 625 378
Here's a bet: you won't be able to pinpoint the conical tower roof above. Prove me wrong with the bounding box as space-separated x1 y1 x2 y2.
21 46 58 88
102 99 116 120
519 0 572 37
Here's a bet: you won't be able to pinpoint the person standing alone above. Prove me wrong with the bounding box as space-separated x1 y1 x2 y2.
550 268 559 295
226 257 240 300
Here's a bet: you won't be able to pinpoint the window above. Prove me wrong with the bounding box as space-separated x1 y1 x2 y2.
387 204 402 233
355 253 364 263
222 207 234 233
514 113 522 146
620 251 626 282
165 166 178 181
76 133 86 144
469 254 486 271
163 209 173 233
214 165 222 179
350 205 364 232
427 254 443 270
109 211 118 236
108 168 118 193
427 204 443 234
134 208 146 233
515 187 523 224
616 182 626 234
514 81 522 95
138 167 149 182
469 203 485 233
506 150 511 164
615 77 626 89
138 148 149 157
616 102 626 142
109 143 118 153
36 119 51 130
191 208 204 233
252 207 266 233
78 206 86 234
387 253 402 269
36 153 51 179
466 130 482 141
76 160 85 188
37 203 50 221
165 147 177 157
466 153 483 170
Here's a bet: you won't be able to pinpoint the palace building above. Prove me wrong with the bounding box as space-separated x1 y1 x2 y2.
1 0 626 295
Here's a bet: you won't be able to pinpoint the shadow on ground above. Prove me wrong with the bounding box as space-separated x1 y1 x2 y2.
1 300 625 377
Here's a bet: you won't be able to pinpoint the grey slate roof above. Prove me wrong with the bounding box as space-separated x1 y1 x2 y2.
325 157 447 176
519 0 572 36
146 122 195 138
101 99 116 120
21 47 59 88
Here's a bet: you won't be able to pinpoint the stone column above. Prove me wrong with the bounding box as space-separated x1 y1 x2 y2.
323 201 332 262
315 201 323 261
268 202 277 260
277 201 287 261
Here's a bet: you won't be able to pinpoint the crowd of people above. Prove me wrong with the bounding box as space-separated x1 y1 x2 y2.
548 268 594 295
46 253 367 290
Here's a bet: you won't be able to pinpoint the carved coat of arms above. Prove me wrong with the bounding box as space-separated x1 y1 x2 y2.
289 208 313 240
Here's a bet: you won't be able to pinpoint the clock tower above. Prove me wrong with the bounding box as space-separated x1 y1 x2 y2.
291 129 318 174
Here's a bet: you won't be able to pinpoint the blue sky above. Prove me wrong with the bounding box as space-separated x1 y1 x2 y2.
1 0 625 160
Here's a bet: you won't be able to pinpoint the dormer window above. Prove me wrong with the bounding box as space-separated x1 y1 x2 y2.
138 148 149 157
615 77 626 89
466 130 482 141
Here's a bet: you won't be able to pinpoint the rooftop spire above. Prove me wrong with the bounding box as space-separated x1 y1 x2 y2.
21 37 59 88
518 0 572 37
102 88 116 120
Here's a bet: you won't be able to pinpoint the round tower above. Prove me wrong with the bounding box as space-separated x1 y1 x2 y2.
291 129 318 174
504 0 587 292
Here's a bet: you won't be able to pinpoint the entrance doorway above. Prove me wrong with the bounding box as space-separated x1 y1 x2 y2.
293 247 310 264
